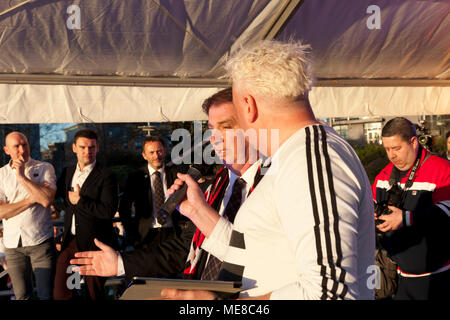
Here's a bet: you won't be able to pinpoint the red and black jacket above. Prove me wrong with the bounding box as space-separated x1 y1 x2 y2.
372 148 450 275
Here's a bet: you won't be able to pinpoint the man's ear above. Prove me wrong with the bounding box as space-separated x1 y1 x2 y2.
72 143 76 153
243 94 258 123
411 136 419 149
3 146 9 156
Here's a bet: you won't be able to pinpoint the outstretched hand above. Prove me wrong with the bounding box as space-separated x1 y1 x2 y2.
70 238 118 277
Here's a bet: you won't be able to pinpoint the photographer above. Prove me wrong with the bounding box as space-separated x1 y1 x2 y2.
373 117 450 300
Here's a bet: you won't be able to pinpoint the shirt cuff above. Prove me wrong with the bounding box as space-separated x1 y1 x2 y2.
117 252 125 276
403 210 413 227
201 216 233 260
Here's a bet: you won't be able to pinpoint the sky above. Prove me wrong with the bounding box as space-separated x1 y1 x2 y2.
39 123 75 150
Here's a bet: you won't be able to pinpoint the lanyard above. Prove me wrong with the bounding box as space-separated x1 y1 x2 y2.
389 145 424 190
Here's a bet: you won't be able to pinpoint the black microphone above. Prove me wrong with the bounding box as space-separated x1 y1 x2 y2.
156 163 211 225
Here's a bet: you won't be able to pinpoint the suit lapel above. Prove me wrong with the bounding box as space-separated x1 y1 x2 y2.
141 166 153 212
66 165 76 192
79 163 101 193
165 166 176 187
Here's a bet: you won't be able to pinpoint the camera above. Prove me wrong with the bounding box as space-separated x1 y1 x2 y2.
374 183 404 227
415 120 433 151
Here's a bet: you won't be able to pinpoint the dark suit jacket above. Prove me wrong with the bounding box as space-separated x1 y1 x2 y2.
121 220 196 284
121 167 229 284
118 165 185 247
57 162 119 252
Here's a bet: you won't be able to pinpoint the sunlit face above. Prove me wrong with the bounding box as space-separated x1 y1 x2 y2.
142 141 166 170
382 134 418 171
4 132 30 162
72 137 98 168
208 102 248 171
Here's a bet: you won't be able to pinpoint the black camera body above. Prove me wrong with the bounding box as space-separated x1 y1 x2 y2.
374 183 404 227
415 120 433 151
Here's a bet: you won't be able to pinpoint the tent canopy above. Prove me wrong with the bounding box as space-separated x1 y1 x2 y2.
0 0 449 123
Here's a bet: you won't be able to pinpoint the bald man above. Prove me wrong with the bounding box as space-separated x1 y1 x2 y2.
0 132 57 300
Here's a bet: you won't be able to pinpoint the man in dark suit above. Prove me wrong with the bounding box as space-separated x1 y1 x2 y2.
119 136 185 249
53 129 118 300
70 88 262 289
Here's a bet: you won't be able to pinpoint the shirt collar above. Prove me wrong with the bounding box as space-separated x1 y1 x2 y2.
228 159 261 186
148 164 165 176
76 160 96 173
240 159 261 186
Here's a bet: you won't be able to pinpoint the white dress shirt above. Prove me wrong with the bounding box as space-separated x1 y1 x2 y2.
147 165 172 228
70 161 96 235
201 161 260 261
0 158 56 248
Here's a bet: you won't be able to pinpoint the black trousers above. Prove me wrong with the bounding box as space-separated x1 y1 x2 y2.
53 238 105 300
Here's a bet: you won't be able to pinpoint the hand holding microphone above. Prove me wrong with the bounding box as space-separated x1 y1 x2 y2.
157 164 210 225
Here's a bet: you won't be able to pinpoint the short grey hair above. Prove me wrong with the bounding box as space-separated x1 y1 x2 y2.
225 40 315 101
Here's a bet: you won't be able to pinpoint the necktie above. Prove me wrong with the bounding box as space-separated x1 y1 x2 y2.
152 171 165 216
183 167 229 279
201 177 246 281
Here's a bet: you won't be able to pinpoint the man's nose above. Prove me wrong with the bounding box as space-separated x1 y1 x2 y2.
212 133 224 145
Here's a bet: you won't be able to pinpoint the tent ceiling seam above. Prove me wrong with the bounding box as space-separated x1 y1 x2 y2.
0 74 448 87
262 0 304 40
0 0 34 18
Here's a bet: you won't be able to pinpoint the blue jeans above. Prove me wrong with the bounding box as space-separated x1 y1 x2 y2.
4 237 56 300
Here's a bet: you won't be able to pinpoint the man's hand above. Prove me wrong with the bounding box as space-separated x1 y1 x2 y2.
159 289 272 300
69 184 81 205
376 206 403 232
167 173 209 221
69 238 118 277
11 156 26 178
160 289 217 300
0 256 7 270
167 173 220 237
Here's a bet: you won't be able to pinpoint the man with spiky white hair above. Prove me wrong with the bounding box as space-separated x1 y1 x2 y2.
163 40 375 300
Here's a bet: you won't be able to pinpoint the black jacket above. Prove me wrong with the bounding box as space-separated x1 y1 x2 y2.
57 162 119 251
118 165 186 247
121 167 229 285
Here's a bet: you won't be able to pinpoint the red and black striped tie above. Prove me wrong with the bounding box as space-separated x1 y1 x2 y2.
200 177 246 281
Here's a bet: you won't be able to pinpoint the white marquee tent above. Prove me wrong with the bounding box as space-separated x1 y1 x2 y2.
0 0 448 124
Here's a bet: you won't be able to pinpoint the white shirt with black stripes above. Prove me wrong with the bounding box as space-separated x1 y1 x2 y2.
220 124 375 300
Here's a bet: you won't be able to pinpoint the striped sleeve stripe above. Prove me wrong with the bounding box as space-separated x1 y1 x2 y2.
305 127 325 298
319 125 348 299
436 201 450 217
305 125 348 300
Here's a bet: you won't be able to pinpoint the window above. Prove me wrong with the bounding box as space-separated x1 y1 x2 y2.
364 122 382 144
333 124 348 140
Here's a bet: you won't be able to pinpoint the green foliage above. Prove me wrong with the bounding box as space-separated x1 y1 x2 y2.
102 150 143 191
110 165 136 191
433 136 446 155
353 143 389 184
355 144 386 165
